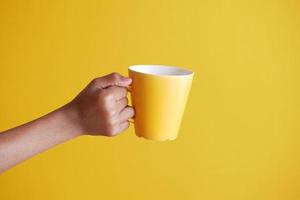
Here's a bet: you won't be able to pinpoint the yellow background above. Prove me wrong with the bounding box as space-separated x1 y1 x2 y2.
0 0 299 199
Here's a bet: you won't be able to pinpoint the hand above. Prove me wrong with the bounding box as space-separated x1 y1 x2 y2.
63 72 135 137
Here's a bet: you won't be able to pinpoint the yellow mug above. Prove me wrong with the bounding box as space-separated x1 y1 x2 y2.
128 65 194 141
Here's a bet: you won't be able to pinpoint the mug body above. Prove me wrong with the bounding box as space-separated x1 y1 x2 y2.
128 65 193 141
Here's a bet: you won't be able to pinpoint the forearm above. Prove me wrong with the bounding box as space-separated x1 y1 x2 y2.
0 106 81 173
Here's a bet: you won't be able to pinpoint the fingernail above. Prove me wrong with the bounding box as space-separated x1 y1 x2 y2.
122 77 132 84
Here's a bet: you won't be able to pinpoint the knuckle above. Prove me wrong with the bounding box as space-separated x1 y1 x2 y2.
108 109 117 117
90 78 100 86
99 91 113 104
105 114 117 126
106 126 117 136
109 72 120 80
103 93 113 102
106 131 114 137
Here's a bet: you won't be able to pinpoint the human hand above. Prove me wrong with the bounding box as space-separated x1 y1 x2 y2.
62 72 134 137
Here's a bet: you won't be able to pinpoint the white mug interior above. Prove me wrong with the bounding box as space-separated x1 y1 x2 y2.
129 65 193 76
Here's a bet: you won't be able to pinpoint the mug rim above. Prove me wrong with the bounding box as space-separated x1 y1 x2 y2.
128 65 194 77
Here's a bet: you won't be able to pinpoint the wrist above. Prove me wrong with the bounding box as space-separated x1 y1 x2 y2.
56 104 84 138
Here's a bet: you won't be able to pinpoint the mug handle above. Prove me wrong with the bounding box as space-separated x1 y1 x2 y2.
127 86 135 124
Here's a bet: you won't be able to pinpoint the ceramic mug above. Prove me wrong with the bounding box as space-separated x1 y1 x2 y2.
128 65 194 141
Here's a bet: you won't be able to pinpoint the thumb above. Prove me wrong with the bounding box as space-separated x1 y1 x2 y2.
98 72 132 88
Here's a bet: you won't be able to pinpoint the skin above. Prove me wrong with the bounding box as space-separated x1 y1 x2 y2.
0 72 134 173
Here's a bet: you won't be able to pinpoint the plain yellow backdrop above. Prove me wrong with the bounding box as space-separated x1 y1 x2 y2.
0 0 299 200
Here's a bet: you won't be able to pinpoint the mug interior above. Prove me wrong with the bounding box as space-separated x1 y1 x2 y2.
129 65 193 76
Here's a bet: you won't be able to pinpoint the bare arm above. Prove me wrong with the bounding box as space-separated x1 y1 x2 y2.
0 73 134 173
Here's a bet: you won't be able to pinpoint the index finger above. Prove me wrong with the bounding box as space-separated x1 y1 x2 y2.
104 86 128 101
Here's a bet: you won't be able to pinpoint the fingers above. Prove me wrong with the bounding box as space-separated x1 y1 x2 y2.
118 121 130 133
118 106 135 123
115 97 128 113
105 86 128 101
92 72 132 89
110 110 132 136
108 109 132 136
